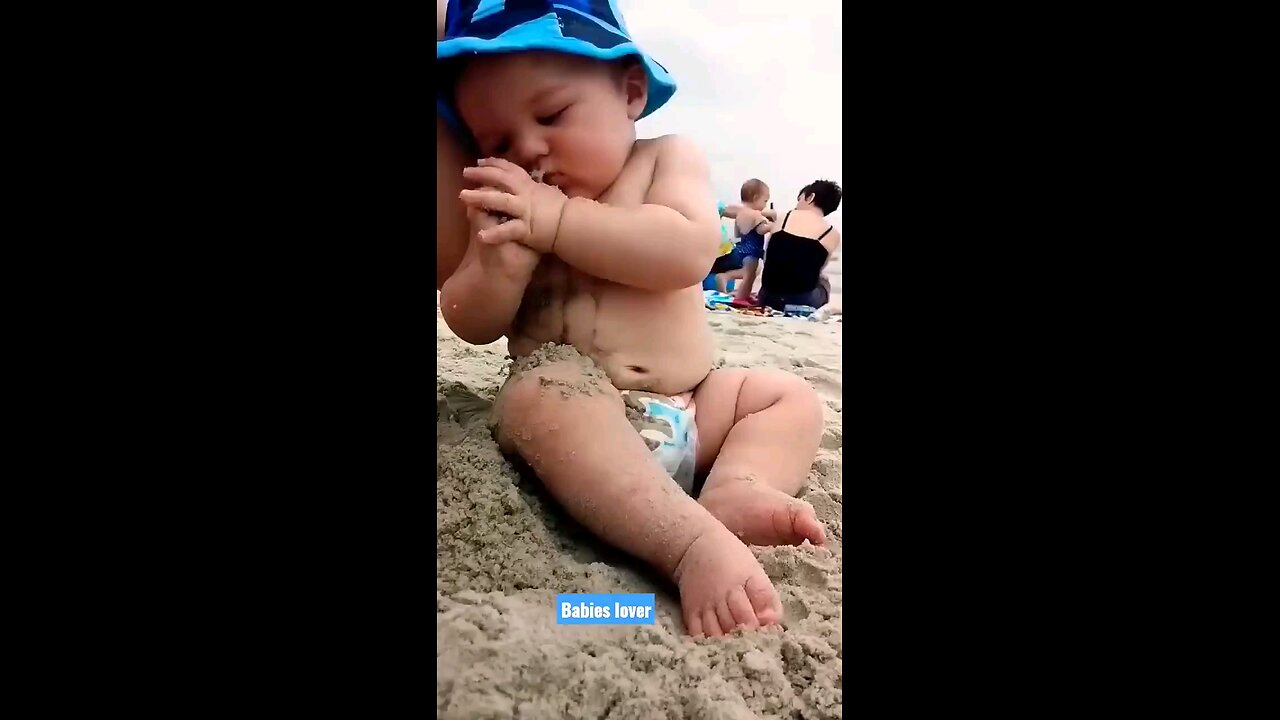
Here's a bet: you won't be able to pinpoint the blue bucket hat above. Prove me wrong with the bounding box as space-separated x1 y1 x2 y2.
437 0 677 141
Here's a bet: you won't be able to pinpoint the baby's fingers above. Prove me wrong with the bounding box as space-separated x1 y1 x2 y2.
462 165 518 193
460 188 525 219
477 218 529 245
466 204 501 228
477 156 527 176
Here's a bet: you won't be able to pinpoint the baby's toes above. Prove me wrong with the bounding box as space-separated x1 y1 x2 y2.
746 573 783 626
701 606 724 637
715 599 739 634
793 503 827 545
727 586 761 630
685 607 704 637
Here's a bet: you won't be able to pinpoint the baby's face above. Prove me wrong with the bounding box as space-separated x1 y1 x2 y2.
747 193 770 211
455 52 648 200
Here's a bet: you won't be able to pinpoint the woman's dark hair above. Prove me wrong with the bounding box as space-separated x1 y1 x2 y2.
799 179 842 216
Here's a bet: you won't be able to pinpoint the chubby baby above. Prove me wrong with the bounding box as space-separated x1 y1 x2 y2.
438 3 825 637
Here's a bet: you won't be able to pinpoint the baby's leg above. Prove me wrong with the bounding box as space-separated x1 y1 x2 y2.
495 351 783 636
715 269 745 293
693 369 826 546
733 258 761 301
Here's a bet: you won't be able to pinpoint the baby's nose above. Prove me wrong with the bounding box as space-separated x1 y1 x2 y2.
511 133 549 169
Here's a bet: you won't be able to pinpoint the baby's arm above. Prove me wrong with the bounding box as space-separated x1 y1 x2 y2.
439 204 539 345
719 205 775 223
551 135 721 290
735 209 773 235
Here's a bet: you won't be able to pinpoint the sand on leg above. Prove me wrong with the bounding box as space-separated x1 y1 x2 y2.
692 368 826 546
495 348 783 636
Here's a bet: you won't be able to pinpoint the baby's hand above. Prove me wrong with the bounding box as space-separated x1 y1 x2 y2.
467 192 541 279
460 158 568 253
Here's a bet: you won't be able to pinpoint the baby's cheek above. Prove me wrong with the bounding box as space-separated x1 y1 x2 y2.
580 136 628 185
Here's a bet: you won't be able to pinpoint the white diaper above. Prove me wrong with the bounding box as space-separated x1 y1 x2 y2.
620 391 699 494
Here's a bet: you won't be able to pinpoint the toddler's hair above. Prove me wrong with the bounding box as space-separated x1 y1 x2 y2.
740 178 769 203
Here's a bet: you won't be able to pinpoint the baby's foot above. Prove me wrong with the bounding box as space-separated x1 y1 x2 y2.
673 524 782 637
699 479 827 547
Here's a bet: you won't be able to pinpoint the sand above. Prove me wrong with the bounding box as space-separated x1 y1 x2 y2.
437 299 843 719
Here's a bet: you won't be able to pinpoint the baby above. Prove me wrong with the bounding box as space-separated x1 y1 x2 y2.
438 1 825 637
714 179 777 299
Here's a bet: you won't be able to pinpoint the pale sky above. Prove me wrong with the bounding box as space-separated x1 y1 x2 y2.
618 0 844 229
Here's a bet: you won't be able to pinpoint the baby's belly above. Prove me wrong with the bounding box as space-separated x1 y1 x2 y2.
509 263 715 395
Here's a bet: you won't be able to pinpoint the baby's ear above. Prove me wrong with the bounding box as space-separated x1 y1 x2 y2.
620 61 649 120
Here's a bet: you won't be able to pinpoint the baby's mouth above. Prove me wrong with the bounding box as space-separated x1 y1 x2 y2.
530 168 565 190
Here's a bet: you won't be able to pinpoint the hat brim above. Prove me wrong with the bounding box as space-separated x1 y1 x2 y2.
437 11 676 140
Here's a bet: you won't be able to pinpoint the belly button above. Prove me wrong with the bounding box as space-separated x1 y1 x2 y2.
627 365 648 374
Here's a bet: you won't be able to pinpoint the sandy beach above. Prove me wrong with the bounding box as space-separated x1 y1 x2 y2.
437 294 843 718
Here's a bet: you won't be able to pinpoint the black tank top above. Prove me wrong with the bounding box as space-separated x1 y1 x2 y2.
761 212 832 295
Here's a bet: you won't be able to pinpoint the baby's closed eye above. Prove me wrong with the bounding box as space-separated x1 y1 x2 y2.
537 106 568 126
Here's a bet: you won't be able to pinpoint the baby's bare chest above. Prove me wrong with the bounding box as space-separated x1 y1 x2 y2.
509 144 670 340
596 146 658 208
510 259 712 391
511 259 606 348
